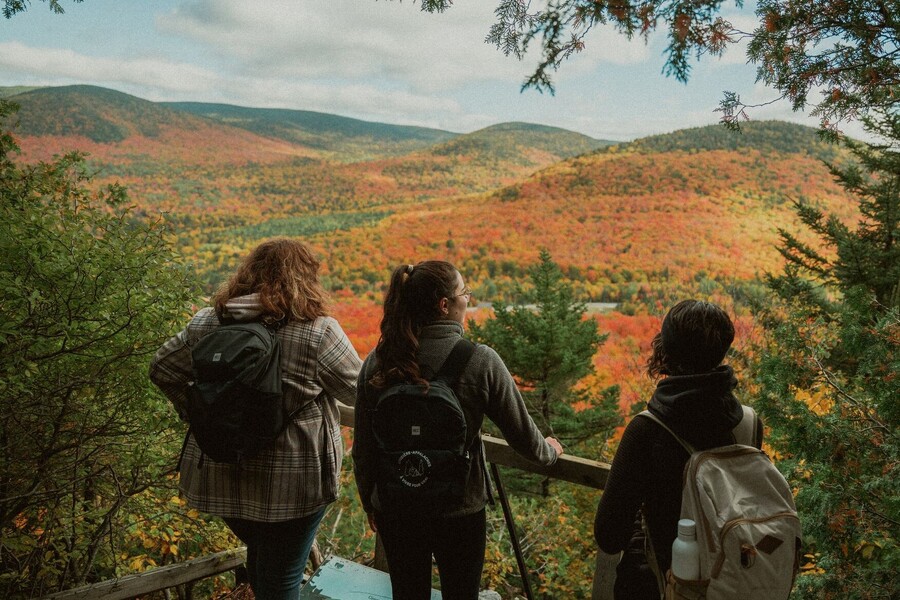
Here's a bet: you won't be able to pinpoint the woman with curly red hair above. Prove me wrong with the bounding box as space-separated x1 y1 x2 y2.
151 238 361 600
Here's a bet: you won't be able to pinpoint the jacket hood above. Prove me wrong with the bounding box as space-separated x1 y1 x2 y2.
648 365 744 439
220 294 265 323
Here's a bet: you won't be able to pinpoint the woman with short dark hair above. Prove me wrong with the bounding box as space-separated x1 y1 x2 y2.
594 300 761 600
151 238 361 600
353 260 562 600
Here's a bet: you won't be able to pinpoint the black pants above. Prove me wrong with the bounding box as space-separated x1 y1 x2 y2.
614 513 662 600
374 508 487 600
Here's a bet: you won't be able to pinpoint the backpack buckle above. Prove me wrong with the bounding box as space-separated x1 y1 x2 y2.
740 543 757 568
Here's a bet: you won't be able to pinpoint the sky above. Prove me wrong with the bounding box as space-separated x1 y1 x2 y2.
0 0 842 142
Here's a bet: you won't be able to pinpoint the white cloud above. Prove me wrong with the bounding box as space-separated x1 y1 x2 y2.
156 0 532 93
0 41 220 93
0 37 466 130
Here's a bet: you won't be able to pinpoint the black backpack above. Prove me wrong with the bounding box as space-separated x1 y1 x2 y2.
369 339 477 513
184 319 284 464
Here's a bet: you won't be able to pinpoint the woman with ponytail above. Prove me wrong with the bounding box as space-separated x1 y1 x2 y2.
353 261 562 600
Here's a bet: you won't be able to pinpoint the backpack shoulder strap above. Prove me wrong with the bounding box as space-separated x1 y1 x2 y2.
433 338 477 384
639 406 760 452
637 410 695 454
434 339 481 459
732 404 760 447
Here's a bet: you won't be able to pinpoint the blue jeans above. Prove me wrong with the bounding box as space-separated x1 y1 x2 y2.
224 508 327 600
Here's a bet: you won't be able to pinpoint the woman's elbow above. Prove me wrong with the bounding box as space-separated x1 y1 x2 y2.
594 510 625 553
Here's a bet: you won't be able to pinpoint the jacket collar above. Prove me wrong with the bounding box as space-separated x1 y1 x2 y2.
419 320 465 339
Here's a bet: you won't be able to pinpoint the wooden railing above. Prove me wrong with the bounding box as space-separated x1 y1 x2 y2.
38 405 612 600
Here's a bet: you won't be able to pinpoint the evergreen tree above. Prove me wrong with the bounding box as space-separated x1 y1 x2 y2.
0 99 199 597
752 112 899 599
3 0 80 19
468 250 621 495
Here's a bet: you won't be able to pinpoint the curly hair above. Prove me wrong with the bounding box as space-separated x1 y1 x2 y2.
647 300 734 380
370 260 458 388
212 238 329 323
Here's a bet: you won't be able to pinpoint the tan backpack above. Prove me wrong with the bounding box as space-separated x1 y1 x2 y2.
640 407 802 600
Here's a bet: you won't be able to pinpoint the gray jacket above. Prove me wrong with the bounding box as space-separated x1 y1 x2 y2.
352 320 558 517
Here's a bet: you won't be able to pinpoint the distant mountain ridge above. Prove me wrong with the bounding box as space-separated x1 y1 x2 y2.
163 101 458 161
2 85 326 166
431 121 612 164
6 85 200 142
2 84 615 164
165 101 456 142
623 120 844 163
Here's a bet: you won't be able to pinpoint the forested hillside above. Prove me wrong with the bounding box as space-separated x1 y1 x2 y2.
6 85 320 166
164 101 458 162
626 120 844 163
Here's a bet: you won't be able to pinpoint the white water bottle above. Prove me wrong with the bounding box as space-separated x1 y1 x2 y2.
671 518 700 580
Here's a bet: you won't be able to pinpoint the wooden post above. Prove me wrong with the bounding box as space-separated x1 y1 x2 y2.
591 551 620 600
373 533 389 573
309 540 324 572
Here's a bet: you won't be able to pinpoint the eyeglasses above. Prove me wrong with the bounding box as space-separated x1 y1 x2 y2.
453 286 472 299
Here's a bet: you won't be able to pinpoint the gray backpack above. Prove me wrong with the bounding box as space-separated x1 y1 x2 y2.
640 408 802 600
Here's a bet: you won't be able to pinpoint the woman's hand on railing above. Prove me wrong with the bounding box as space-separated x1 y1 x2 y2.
546 436 563 457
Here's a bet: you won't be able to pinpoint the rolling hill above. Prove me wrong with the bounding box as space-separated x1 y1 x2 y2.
3 84 610 174
622 120 844 163
297 123 856 308
163 101 458 162
1 85 616 222
430 122 612 165
4 85 319 166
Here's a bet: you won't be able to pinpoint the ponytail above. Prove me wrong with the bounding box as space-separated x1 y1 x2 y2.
370 261 458 388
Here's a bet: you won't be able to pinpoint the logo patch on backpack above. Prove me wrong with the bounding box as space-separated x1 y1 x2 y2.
398 451 431 487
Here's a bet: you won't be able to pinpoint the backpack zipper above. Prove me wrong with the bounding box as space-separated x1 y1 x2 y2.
711 512 801 577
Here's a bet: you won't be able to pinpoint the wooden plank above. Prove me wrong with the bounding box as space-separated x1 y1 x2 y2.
339 402 355 428
38 548 247 600
299 556 441 599
339 405 610 490
482 434 610 490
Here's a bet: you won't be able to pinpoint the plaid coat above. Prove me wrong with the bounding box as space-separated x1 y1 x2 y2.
150 294 361 521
